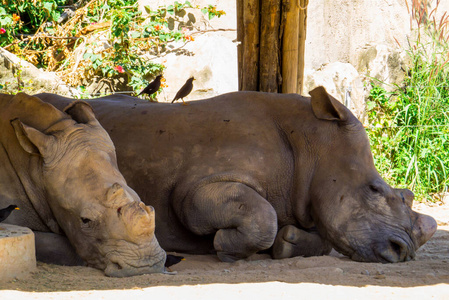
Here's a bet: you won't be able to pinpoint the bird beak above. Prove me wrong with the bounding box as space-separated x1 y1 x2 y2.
15 207 20 210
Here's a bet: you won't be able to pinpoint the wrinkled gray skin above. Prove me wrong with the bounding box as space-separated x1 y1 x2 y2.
38 87 437 263
0 93 166 277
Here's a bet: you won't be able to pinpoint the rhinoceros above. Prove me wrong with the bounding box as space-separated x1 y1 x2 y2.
0 93 166 277
37 86 437 263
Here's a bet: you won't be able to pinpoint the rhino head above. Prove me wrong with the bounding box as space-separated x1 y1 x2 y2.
10 96 165 277
295 87 437 263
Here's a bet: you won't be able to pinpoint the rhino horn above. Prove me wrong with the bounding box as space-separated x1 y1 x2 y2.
63 101 99 126
107 183 155 238
10 118 55 156
412 213 437 248
107 182 125 201
309 86 348 122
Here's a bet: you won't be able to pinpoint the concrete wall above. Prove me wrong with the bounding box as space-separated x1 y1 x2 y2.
305 0 449 70
137 0 449 98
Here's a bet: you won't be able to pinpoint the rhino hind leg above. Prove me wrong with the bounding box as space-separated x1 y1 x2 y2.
179 182 278 262
272 225 332 259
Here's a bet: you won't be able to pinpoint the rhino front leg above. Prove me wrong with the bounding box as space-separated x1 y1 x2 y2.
34 231 85 266
179 182 278 262
272 225 332 259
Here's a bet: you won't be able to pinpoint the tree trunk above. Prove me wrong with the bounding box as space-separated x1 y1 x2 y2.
238 0 260 91
297 0 308 95
259 0 281 92
281 0 300 94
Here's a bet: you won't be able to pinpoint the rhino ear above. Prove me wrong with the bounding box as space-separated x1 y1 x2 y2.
309 86 348 122
10 118 54 156
63 101 99 125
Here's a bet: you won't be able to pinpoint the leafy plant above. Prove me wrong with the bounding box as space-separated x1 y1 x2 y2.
0 0 67 47
201 5 226 20
366 0 449 201
0 0 225 96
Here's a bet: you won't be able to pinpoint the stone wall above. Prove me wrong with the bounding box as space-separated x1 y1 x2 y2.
2 0 448 109
306 0 449 71
137 0 449 110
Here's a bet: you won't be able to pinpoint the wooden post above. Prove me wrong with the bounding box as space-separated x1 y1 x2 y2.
297 0 308 95
237 0 308 94
237 0 260 91
259 0 281 92
281 0 300 94
237 0 243 91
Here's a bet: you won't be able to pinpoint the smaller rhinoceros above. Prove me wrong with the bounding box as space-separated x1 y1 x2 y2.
0 93 166 277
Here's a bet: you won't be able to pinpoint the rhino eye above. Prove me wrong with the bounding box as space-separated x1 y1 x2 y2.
369 184 380 193
81 217 92 224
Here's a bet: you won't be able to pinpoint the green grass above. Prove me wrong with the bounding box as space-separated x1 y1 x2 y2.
366 0 449 201
366 49 449 201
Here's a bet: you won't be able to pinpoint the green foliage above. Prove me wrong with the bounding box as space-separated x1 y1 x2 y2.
0 0 225 96
0 0 67 47
366 50 449 201
201 5 226 20
366 1 449 201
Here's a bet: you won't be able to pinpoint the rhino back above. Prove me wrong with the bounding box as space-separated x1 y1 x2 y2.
98 94 299 216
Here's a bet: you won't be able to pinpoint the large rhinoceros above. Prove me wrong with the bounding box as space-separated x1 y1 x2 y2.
37 87 437 263
0 93 166 277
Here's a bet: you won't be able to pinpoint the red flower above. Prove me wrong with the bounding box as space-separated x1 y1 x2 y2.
154 24 162 31
114 65 124 73
0 28 6 34
184 35 194 41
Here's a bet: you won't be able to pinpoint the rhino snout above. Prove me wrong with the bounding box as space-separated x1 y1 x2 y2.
104 252 166 277
412 212 437 248
372 213 437 263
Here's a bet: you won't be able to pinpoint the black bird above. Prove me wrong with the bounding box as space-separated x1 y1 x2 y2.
138 75 163 98
172 77 195 105
165 254 185 268
0 205 19 223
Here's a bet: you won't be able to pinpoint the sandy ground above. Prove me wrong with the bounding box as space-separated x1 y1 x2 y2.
0 202 448 299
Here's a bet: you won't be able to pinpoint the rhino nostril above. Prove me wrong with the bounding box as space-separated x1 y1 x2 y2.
387 238 410 262
376 237 411 263
111 261 123 270
115 262 123 270
389 240 403 258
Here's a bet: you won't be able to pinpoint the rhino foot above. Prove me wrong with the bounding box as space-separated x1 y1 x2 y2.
272 225 332 259
178 182 278 262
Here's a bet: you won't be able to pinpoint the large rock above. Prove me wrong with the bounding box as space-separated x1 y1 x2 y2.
137 0 238 102
153 33 238 102
303 62 366 120
304 0 449 71
0 48 79 97
356 44 409 91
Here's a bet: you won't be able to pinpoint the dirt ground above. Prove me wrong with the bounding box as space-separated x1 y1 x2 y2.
0 202 448 299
